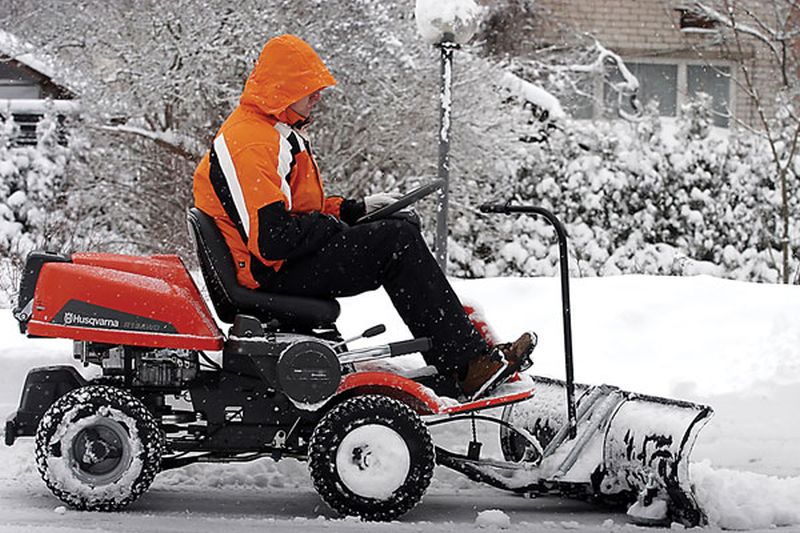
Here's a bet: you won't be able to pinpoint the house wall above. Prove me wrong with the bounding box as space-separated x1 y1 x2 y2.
530 0 784 127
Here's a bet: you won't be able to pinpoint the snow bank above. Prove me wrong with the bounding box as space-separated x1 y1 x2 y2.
692 461 800 530
441 276 800 398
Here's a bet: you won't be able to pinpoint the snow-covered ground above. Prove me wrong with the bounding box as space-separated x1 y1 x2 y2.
1 275 799 531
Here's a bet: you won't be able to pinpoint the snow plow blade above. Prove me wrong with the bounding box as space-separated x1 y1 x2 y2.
497 376 712 526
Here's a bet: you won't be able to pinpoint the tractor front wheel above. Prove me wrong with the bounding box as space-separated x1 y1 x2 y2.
308 395 434 521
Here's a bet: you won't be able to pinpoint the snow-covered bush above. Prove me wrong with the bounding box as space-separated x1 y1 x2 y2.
0 113 70 302
446 98 795 283
0 112 125 305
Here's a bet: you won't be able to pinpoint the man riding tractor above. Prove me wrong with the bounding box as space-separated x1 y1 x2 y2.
192 34 533 399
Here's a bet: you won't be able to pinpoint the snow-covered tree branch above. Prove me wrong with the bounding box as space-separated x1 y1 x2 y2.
686 0 800 282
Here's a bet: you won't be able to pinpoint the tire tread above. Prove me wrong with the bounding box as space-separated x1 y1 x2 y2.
35 385 163 511
308 395 434 521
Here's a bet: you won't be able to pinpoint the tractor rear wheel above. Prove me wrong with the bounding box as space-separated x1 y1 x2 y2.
308 395 434 521
35 385 163 511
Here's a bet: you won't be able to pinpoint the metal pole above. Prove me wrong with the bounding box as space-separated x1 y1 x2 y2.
435 40 456 272
479 203 578 440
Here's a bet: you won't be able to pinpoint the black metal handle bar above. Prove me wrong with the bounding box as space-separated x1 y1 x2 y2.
338 337 431 365
389 337 432 357
479 202 577 440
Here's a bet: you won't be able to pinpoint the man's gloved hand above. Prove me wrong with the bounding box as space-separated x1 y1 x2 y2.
364 192 403 214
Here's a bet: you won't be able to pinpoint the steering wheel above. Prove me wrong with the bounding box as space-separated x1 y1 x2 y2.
356 180 444 225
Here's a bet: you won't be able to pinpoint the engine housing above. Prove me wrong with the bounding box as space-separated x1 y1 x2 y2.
75 342 198 388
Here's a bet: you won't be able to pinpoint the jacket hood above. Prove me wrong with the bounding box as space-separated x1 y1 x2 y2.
240 34 336 118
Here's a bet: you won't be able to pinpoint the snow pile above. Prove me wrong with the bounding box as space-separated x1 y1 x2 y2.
475 509 511 528
415 0 480 45
445 276 800 399
692 461 800 530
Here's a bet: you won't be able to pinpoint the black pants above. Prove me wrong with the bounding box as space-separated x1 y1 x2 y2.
261 218 489 377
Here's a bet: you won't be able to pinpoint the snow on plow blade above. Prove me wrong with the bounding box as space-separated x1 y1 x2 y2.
498 376 713 526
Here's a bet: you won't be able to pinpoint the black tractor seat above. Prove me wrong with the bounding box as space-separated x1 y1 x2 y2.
187 207 340 329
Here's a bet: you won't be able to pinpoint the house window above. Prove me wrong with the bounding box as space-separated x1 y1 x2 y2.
604 62 678 118
562 76 595 120
687 64 731 127
0 83 40 99
600 60 732 127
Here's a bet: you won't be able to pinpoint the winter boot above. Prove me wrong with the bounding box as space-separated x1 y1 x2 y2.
494 331 537 372
460 351 509 399
460 332 536 399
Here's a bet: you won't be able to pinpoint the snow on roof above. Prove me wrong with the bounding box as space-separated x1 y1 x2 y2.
0 29 56 81
0 99 79 114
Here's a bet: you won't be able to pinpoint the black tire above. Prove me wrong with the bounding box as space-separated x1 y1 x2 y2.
35 385 163 511
308 395 434 521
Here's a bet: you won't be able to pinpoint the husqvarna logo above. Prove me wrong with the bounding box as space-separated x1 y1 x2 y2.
53 300 178 333
63 311 120 329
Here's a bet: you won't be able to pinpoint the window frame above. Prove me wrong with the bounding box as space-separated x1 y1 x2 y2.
582 56 736 127
0 81 42 99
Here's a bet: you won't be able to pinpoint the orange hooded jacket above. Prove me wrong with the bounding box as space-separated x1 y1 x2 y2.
193 35 363 289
